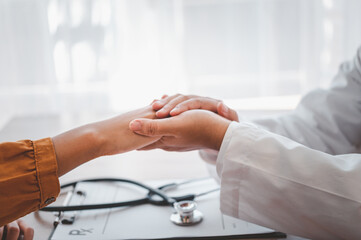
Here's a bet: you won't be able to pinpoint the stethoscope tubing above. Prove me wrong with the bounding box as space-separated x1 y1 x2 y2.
40 178 176 212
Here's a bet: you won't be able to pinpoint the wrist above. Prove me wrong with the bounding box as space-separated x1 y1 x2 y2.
86 123 107 158
206 117 231 151
52 123 104 176
90 120 115 157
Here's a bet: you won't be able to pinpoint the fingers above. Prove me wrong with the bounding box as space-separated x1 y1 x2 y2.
154 95 193 118
150 99 158 105
5 221 20 240
152 94 178 111
152 94 223 119
17 219 34 240
129 118 172 137
169 97 220 116
151 93 239 122
149 94 168 106
1 220 34 240
217 102 239 122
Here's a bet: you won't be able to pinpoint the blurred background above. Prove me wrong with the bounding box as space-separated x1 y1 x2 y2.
3 1 361 235
0 0 361 123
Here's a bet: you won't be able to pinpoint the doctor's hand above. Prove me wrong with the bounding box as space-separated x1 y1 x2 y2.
0 219 34 240
151 94 239 122
129 110 231 151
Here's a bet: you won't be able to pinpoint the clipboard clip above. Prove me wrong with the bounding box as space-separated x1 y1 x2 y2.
53 189 86 226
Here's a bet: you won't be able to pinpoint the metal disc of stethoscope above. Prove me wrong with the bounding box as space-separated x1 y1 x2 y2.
170 200 203 226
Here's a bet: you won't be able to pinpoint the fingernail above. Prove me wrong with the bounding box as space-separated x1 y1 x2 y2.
130 120 142 131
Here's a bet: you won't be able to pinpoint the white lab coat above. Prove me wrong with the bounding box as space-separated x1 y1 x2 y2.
202 47 361 240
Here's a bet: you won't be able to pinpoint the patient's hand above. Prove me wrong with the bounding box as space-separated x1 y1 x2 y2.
151 94 239 122
129 110 231 152
0 219 34 240
95 106 161 155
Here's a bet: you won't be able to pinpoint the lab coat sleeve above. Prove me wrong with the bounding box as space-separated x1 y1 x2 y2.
217 122 361 239
199 149 221 183
252 46 361 154
215 47 361 239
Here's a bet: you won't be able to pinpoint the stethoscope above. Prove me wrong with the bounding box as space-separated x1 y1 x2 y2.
40 178 219 227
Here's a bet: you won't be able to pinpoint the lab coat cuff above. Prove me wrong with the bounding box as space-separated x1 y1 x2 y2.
199 149 218 165
216 121 238 176
33 138 60 209
216 121 259 178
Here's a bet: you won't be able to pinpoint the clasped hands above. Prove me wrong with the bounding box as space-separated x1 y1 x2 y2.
129 94 239 152
1 94 238 240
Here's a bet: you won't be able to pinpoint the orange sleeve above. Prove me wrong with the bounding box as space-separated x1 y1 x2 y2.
0 138 60 226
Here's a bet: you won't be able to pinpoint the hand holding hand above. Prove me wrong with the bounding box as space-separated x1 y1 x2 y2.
0 219 34 240
151 94 239 122
129 110 231 151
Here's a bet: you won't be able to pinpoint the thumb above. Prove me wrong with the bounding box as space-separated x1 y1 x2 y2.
129 118 168 136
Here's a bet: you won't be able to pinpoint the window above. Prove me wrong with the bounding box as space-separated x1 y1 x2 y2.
0 0 360 117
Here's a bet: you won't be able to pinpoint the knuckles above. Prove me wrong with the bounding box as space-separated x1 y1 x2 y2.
146 121 158 135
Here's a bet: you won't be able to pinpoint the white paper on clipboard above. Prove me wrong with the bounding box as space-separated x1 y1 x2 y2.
49 178 286 240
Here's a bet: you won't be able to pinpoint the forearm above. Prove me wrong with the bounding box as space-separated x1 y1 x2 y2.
52 123 102 177
53 106 160 176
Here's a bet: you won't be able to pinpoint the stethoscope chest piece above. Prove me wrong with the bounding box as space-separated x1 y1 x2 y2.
170 200 203 226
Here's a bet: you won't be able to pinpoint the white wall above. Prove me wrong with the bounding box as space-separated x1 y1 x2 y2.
0 0 360 117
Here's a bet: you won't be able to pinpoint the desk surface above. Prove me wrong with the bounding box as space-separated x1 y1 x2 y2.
0 114 210 239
